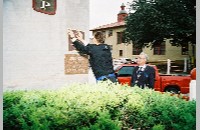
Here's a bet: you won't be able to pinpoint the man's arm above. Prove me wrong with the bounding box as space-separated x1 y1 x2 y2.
75 31 88 46
68 29 90 54
71 38 90 54
148 67 155 89
131 67 138 87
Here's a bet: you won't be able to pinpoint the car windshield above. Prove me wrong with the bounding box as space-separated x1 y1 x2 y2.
117 66 136 76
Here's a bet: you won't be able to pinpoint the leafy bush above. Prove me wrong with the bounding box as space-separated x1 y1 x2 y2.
3 82 196 130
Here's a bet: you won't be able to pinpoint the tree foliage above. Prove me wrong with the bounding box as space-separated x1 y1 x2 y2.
124 0 196 48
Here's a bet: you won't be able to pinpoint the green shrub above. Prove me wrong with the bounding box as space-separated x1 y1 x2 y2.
152 124 165 130
3 82 196 130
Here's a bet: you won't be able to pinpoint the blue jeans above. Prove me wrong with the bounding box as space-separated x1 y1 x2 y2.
96 73 117 83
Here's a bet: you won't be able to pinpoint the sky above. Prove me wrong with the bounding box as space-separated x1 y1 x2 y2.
89 0 133 30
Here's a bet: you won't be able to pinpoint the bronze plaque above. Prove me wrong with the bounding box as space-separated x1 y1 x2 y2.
68 30 85 51
32 0 57 15
64 54 88 74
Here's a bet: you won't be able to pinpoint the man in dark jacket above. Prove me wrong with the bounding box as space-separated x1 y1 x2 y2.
67 29 117 83
131 52 155 89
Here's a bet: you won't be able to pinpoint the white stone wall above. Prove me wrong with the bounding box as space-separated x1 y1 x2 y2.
189 80 196 101
3 0 89 90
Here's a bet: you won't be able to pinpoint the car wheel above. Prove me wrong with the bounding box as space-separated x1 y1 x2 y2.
165 87 180 94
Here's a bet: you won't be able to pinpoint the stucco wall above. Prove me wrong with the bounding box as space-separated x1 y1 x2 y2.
105 27 192 61
3 0 89 90
143 39 191 61
105 27 133 59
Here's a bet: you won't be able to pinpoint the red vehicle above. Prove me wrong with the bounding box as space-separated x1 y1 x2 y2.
115 64 192 94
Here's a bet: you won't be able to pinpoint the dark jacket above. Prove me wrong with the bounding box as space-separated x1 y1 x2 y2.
131 65 155 89
72 40 114 78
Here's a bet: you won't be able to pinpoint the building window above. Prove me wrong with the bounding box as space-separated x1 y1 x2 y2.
182 44 188 55
102 31 106 38
119 50 123 56
153 42 165 55
117 32 124 44
132 45 142 55
108 30 113 37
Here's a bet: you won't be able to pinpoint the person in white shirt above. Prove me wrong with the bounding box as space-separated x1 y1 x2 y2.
131 52 155 89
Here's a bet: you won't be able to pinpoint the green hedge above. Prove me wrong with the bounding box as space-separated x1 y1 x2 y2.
3 82 196 130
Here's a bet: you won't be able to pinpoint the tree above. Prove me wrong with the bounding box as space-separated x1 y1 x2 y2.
124 0 196 49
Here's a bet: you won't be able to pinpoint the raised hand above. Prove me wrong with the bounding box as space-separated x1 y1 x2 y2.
76 31 84 41
67 29 75 39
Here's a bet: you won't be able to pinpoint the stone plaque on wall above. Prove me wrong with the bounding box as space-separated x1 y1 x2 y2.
64 54 88 74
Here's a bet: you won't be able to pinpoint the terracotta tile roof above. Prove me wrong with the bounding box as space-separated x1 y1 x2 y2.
90 21 125 31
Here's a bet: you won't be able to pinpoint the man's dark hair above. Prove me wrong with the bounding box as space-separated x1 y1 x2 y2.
94 31 105 43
